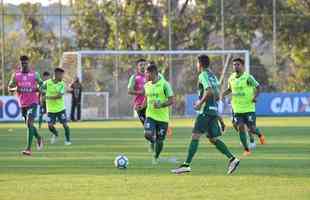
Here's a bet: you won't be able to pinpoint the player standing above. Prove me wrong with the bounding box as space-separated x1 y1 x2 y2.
222 58 266 156
8 55 44 156
171 55 240 175
128 59 148 125
44 68 71 145
142 63 174 164
38 71 50 128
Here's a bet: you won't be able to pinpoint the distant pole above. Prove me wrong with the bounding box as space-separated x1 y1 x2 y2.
221 0 225 50
273 0 277 67
1 0 5 95
59 0 63 59
168 0 172 83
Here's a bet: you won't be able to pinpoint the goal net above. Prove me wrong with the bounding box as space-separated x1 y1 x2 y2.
60 50 250 119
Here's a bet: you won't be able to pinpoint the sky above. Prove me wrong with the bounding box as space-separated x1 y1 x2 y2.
4 0 70 6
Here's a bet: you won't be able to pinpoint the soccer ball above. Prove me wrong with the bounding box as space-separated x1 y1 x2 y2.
114 155 129 169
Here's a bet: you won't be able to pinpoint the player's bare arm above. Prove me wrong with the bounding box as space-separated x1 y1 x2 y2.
194 88 212 110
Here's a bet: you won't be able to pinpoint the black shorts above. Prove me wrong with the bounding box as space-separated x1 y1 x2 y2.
21 104 38 121
234 112 256 128
136 107 146 125
47 110 68 125
144 117 168 141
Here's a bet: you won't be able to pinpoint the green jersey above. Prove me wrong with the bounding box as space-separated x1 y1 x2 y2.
197 69 220 116
144 76 174 122
44 79 66 113
228 72 259 113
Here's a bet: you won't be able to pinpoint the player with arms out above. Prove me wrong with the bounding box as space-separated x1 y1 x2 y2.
38 71 50 129
8 55 44 156
171 55 240 175
222 58 266 156
142 63 174 164
44 68 72 145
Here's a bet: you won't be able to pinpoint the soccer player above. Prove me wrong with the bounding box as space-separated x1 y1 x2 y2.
222 58 266 156
8 55 44 156
38 71 50 128
128 59 148 125
171 55 240 175
44 68 71 145
142 63 174 164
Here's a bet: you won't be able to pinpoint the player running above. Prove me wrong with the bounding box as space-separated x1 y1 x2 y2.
44 68 72 145
8 55 44 156
38 71 50 129
142 63 174 164
222 58 266 156
171 55 240 175
128 59 148 125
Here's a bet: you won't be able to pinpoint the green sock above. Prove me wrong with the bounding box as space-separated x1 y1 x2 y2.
150 142 155 152
32 126 40 140
214 139 234 159
64 126 71 142
239 131 249 150
26 126 34 150
38 113 43 129
253 128 262 137
249 133 255 143
48 126 58 136
154 140 163 159
185 139 199 164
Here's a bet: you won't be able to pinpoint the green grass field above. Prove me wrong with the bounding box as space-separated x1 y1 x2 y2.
1 117 310 200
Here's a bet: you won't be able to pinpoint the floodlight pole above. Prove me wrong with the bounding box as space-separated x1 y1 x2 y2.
1 0 5 95
273 0 277 67
168 0 173 83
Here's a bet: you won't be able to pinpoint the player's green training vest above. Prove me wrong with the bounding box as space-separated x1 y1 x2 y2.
144 78 171 122
229 72 256 113
45 79 65 113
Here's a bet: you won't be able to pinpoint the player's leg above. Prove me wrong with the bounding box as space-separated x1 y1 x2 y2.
171 114 205 173
70 100 76 121
235 113 251 155
21 107 33 155
153 121 168 163
144 117 156 152
247 112 266 145
58 110 71 145
24 105 43 155
47 112 59 144
38 102 46 129
207 116 240 174
136 107 146 125
77 102 81 121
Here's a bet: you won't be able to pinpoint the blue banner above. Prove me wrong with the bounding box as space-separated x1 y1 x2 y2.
185 93 310 116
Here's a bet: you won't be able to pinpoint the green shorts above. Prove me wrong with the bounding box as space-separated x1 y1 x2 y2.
192 114 221 138
234 112 256 127
47 110 68 125
144 117 168 141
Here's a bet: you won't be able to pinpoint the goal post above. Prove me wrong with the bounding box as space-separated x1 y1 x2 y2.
60 50 250 119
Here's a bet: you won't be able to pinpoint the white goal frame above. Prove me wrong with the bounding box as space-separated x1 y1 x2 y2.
81 92 110 120
61 50 251 81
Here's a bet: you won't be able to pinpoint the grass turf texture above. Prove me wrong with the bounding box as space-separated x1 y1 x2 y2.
0 117 310 200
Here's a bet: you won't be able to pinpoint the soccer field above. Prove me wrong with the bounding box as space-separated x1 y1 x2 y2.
0 117 310 200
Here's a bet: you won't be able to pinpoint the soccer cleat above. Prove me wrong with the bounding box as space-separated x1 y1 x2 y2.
21 149 32 156
259 134 266 145
171 163 192 174
51 135 58 144
249 142 256 150
243 149 251 156
152 157 159 165
36 137 44 151
227 157 240 175
64 141 72 146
